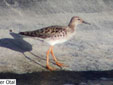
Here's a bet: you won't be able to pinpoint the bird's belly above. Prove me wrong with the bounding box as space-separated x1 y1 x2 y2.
46 32 75 45
46 38 68 45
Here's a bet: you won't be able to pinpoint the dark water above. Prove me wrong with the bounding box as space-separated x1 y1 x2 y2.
0 71 113 85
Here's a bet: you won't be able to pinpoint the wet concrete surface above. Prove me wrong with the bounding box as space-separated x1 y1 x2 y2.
0 71 113 85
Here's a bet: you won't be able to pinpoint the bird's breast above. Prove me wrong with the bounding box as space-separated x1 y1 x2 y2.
45 31 76 45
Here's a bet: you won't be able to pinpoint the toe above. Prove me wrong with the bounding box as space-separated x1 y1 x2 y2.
46 65 56 71
56 62 68 67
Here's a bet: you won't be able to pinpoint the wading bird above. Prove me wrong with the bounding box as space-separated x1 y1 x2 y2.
19 16 90 71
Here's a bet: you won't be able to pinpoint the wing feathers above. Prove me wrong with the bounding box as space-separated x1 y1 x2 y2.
19 26 67 39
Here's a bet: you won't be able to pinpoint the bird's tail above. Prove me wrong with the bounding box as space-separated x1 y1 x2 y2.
19 31 37 37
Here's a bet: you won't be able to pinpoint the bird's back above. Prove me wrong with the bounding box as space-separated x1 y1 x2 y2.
19 25 68 39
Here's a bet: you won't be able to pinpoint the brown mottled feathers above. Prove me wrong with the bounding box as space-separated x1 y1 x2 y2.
19 26 67 39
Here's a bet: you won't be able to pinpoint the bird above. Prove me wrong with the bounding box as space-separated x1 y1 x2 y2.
19 16 90 71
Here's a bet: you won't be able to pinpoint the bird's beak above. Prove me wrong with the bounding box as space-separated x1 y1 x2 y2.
82 21 91 25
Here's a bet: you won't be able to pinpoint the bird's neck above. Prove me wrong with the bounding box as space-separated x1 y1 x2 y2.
68 21 78 32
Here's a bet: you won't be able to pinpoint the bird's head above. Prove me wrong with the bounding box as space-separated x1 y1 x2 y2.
70 16 90 25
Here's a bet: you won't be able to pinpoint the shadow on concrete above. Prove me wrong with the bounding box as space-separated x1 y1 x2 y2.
0 32 46 69
0 70 113 85
0 32 32 52
23 53 45 68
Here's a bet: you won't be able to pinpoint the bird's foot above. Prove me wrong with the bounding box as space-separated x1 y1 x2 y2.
55 62 68 67
46 65 56 71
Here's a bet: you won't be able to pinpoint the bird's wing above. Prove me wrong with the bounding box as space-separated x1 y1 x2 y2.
19 25 67 39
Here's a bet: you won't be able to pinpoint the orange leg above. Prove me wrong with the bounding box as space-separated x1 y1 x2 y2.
46 46 56 71
50 46 66 67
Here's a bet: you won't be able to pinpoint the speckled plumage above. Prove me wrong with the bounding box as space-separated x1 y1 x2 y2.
19 16 80 45
20 26 67 38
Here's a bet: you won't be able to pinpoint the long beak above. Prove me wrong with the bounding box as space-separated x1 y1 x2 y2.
82 21 91 25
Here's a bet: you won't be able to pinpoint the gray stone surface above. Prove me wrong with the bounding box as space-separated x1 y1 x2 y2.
0 0 113 73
